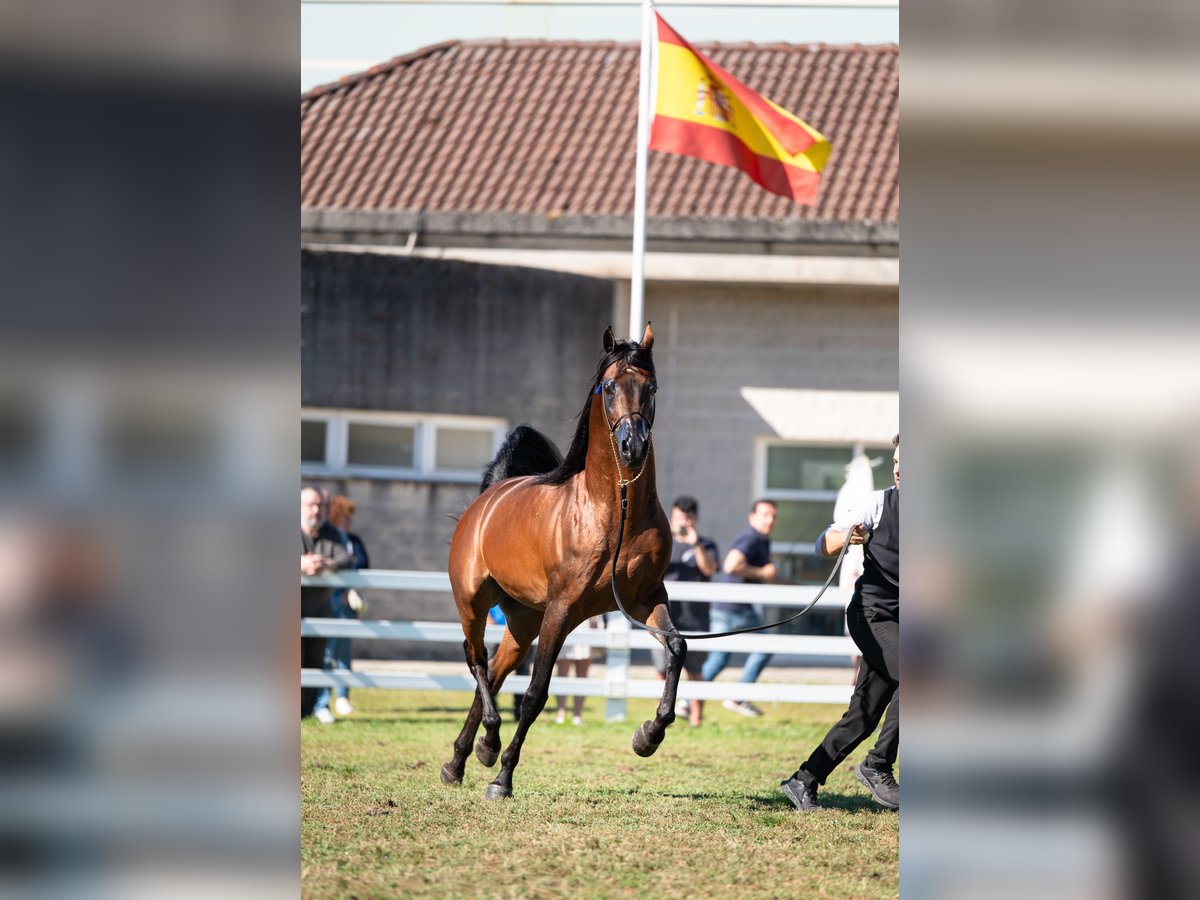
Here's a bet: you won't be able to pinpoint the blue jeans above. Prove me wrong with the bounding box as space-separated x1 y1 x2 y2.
700 606 772 685
314 591 357 711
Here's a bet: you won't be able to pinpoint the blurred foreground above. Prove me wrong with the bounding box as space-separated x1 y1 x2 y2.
0 0 297 895
904 0 1200 895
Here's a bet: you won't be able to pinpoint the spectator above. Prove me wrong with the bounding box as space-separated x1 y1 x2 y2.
316 496 370 718
780 435 900 812
555 616 604 725
701 499 778 717
651 495 718 727
300 487 353 723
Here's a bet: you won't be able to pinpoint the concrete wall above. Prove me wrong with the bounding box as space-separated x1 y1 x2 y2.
302 248 612 432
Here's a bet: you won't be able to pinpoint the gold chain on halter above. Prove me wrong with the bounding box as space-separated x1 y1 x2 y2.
607 426 651 490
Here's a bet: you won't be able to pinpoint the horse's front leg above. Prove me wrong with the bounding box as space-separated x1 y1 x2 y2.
632 587 685 758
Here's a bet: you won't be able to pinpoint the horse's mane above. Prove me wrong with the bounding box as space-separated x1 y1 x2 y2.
535 337 655 487
480 424 563 492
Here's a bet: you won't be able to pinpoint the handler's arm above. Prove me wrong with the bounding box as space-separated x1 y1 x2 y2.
817 523 868 558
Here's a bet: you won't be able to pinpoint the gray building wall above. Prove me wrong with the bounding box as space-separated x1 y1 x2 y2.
302 248 612 429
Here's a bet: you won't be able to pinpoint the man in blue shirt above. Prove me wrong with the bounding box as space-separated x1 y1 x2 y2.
701 499 778 717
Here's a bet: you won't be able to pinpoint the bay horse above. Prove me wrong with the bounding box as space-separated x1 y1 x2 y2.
440 323 686 800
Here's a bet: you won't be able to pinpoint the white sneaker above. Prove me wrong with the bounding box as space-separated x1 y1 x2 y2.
313 708 335 725
722 700 763 718
334 697 353 716
555 711 566 724
572 715 583 726
675 700 691 718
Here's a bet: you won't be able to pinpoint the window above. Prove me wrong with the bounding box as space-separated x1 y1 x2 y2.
300 409 505 482
347 422 416 468
757 441 893 583
435 428 494 470
300 419 327 465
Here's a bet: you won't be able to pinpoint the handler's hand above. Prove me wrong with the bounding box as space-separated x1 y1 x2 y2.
848 523 868 545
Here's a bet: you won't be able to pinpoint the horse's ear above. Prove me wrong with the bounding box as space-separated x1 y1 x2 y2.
603 327 615 353
640 322 654 350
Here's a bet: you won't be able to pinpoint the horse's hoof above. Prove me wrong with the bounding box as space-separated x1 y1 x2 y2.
485 783 513 801
440 762 463 786
631 720 664 758
475 737 500 767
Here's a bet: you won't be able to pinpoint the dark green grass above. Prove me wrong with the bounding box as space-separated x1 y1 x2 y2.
301 690 897 899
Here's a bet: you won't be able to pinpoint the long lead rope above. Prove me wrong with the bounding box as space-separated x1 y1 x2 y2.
608 481 854 641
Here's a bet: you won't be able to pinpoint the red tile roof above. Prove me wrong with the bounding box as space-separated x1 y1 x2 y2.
301 39 897 226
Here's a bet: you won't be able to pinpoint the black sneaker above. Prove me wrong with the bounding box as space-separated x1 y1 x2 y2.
780 773 820 812
855 762 899 809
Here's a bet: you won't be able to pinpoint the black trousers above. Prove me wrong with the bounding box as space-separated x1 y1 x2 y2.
799 599 898 785
301 596 331 718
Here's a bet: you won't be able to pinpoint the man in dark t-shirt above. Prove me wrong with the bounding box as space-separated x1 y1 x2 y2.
701 499 778 717
652 496 719 727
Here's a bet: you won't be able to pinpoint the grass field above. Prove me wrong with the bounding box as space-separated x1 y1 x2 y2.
301 689 898 899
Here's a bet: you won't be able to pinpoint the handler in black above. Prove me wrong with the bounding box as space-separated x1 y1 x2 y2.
781 434 900 811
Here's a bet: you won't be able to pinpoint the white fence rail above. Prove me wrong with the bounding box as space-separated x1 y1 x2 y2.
301 570 855 719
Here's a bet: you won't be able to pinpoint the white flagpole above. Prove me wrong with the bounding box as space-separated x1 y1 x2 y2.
629 0 654 339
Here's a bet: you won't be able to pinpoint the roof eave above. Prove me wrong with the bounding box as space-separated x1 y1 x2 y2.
300 208 899 257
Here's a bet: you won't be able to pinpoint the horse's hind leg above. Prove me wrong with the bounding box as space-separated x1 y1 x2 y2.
485 605 572 800
473 602 542 768
441 677 485 785
632 588 685 758
472 628 540 768
440 638 493 786
441 578 506 785
441 595 541 785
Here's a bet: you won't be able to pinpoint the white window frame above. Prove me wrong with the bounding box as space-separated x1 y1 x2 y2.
301 407 507 483
753 438 889 559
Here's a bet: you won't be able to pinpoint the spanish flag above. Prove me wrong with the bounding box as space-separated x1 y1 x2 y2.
648 14 831 203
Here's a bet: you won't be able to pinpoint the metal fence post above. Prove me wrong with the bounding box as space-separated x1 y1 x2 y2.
604 613 629 722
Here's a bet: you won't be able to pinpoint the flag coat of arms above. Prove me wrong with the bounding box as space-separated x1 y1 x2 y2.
648 13 831 203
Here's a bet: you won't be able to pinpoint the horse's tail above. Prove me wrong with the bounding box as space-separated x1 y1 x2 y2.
479 424 563 493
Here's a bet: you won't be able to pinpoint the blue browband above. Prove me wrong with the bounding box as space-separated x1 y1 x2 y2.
595 378 658 394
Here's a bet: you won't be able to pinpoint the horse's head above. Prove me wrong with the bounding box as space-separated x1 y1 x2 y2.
598 324 657 469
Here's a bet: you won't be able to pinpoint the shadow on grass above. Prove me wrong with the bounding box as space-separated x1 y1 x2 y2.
750 791 895 815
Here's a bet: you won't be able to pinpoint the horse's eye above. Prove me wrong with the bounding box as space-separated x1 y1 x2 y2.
649 381 658 394
603 381 615 395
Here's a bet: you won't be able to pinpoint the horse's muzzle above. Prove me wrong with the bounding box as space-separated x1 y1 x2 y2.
616 416 649 467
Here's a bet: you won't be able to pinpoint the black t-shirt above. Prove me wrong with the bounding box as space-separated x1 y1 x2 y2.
665 536 718 631
714 525 771 611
